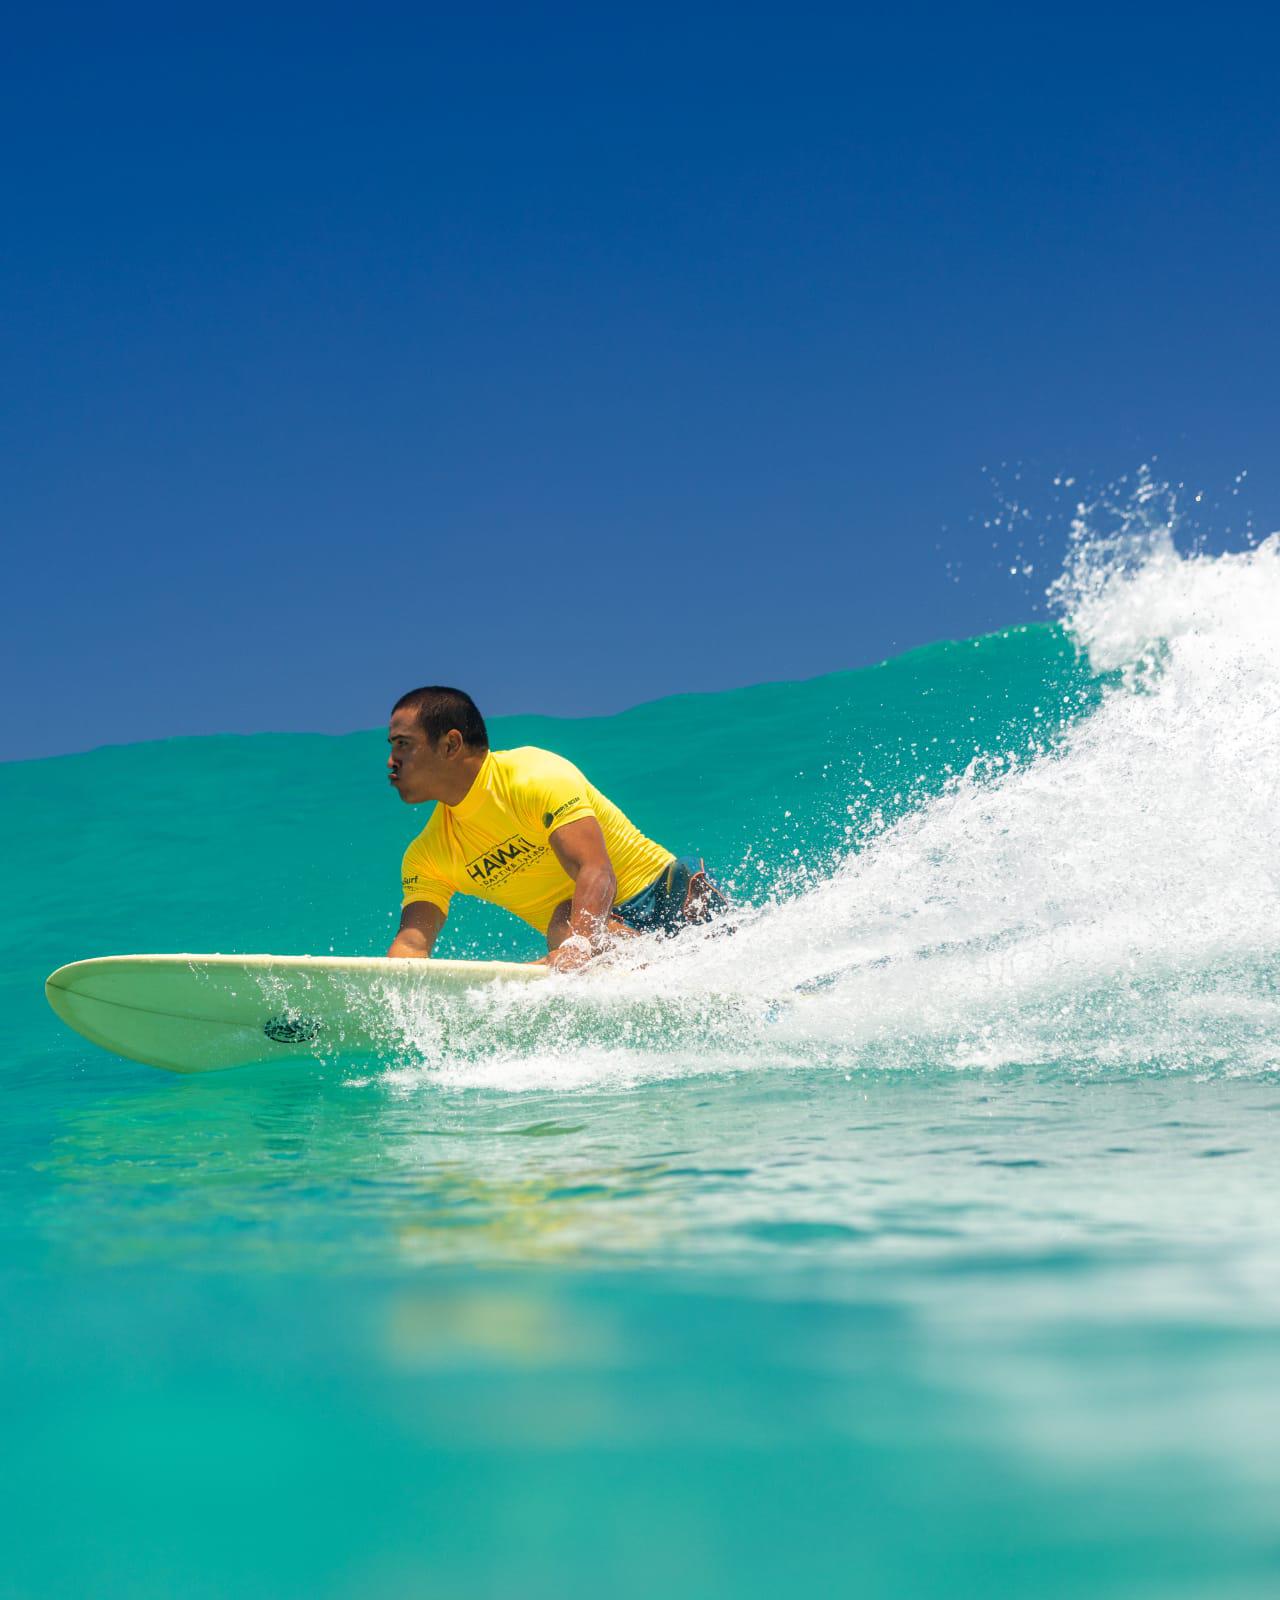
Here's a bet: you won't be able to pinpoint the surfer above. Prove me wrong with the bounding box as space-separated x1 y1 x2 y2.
385 686 726 971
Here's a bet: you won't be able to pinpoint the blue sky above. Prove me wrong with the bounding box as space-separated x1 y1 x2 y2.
4 4 1278 760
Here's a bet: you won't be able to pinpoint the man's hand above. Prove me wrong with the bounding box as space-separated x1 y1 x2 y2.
544 934 595 973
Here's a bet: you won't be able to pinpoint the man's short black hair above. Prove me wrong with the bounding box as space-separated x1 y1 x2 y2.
392 686 489 749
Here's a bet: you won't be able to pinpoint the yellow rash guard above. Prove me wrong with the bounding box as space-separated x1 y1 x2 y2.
400 746 674 935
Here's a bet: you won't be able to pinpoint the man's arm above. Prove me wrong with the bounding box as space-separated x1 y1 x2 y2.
388 901 447 958
546 816 617 971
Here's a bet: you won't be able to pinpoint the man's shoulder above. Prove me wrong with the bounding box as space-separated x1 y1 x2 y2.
493 744 563 762
492 746 584 781
402 803 445 859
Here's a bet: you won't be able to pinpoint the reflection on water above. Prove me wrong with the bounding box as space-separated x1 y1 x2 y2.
9 1060 1280 1599
12 1028 1280 1600
38 1061 1280 1296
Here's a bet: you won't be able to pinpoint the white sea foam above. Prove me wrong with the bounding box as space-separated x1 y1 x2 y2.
374 474 1280 1088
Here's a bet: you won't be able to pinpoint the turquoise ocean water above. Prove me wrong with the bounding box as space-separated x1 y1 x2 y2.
4 493 1280 1597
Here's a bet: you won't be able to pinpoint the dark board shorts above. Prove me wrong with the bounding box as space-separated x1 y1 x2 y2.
611 856 729 936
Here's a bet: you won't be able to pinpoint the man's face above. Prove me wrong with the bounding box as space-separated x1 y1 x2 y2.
387 709 459 804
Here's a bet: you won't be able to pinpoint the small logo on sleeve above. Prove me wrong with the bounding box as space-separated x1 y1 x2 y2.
542 796 582 829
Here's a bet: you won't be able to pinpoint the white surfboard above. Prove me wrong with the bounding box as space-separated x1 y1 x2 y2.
45 953 548 1075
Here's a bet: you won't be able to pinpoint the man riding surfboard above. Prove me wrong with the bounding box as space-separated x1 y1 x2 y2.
386 686 725 972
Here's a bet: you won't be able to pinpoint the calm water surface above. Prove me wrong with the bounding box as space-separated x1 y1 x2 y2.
5 1061 1279 1598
